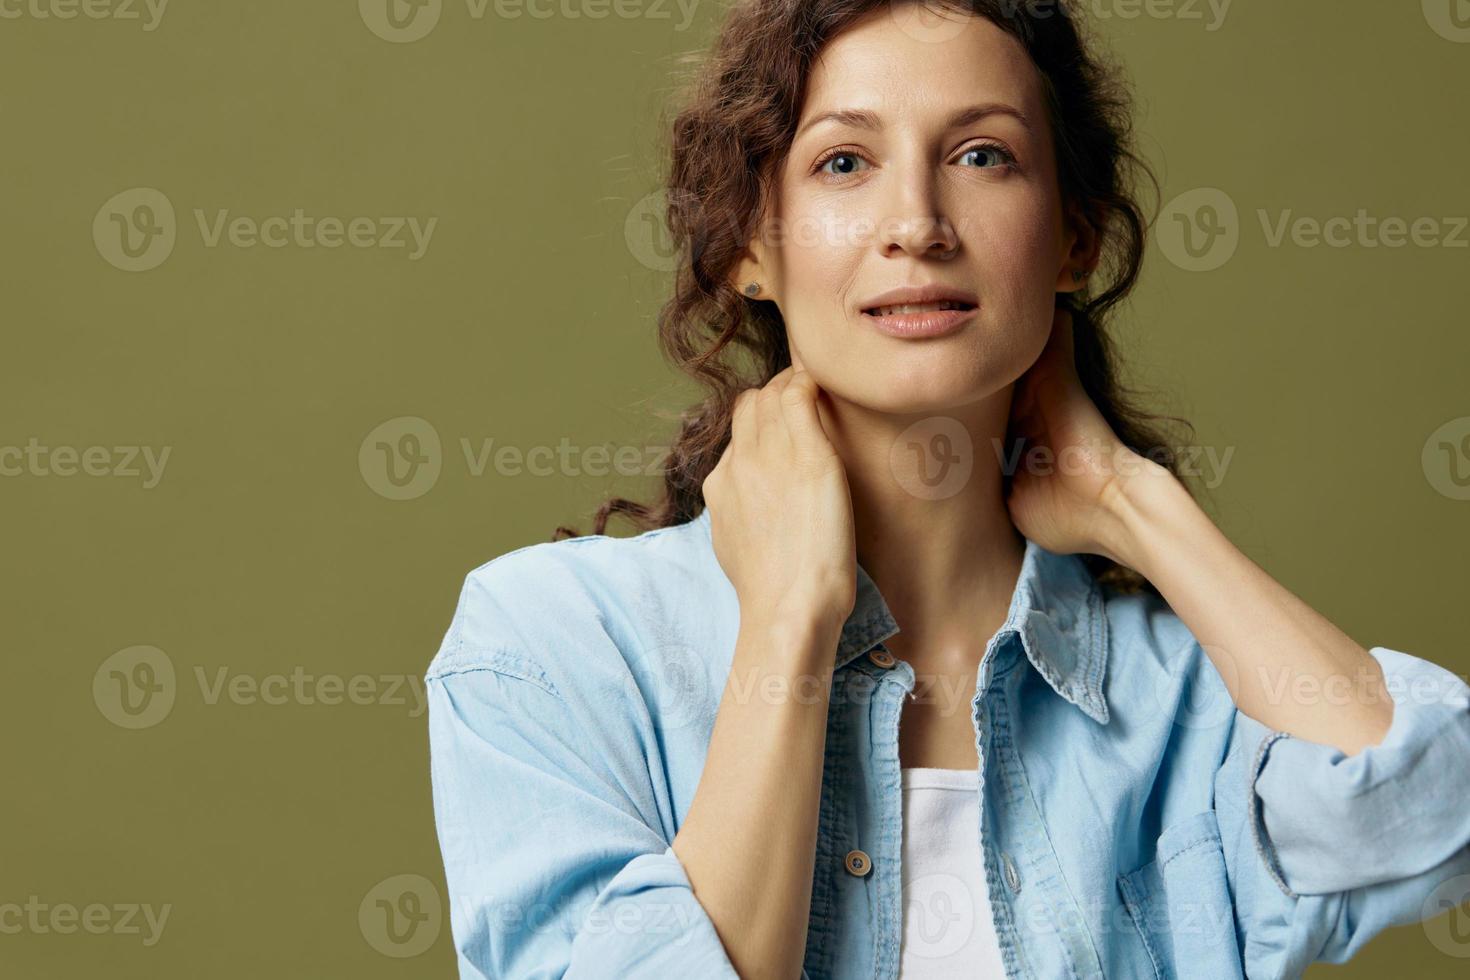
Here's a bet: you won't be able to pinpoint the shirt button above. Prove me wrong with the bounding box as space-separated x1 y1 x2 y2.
867 648 896 669
1001 851 1022 893
844 849 872 877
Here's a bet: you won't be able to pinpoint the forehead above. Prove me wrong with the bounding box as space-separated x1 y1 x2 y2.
802 7 1044 126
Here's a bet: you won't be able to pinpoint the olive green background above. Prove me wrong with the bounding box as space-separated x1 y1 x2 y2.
2 0 1467 976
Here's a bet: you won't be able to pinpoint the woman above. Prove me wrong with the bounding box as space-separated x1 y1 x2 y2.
426 1 1470 977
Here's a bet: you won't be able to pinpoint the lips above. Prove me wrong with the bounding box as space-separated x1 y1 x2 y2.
860 300 978 339
866 299 975 317
859 283 979 317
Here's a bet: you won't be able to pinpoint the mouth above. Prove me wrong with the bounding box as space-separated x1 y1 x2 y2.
861 299 977 317
860 299 978 338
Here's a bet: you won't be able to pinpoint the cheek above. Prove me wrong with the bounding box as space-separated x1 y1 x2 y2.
962 190 1066 376
964 189 1062 298
769 200 867 352
783 197 867 284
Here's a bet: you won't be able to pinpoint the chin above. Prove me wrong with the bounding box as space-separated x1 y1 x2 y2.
842 362 1002 417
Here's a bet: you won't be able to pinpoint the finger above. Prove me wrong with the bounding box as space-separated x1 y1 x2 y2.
767 365 796 386
763 365 797 402
730 387 758 447
779 369 832 451
758 371 793 431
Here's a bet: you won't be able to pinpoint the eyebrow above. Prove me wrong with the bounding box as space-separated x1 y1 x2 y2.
795 102 1031 140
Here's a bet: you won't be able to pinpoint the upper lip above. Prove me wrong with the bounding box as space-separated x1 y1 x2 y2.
860 284 979 313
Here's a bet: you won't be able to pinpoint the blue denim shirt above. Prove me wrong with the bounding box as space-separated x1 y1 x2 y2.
426 508 1470 979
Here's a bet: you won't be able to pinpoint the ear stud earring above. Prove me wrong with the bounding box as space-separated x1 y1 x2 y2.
743 282 761 297
1072 269 1088 284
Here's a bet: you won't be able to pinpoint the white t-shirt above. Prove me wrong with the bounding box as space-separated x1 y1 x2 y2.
899 766 1007 977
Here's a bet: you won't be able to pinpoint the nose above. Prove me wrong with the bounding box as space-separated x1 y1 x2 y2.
879 161 959 259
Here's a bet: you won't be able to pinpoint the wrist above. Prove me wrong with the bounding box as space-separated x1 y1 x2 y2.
742 579 853 637
740 602 845 664
1099 458 1189 573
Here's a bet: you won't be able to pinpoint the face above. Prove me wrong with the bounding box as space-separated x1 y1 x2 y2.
735 3 1094 414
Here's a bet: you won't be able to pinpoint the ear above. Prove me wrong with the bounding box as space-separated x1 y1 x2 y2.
729 173 780 300
1055 199 1103 295
728 241 770 300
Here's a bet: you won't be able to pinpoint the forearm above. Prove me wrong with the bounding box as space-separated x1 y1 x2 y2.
1103 462 1394 755
672 609 839 980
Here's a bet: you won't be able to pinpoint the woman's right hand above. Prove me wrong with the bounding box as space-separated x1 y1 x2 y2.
702 366 857 634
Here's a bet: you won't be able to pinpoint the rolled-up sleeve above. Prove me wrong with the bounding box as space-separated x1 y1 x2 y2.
426 661 739 979
1218 645 1470 973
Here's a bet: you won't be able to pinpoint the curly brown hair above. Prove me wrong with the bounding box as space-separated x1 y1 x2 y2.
554 0 1199 596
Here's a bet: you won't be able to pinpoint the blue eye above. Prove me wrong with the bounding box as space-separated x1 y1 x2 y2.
811 141 1016 179
959 142 1015 168
817 150 869 176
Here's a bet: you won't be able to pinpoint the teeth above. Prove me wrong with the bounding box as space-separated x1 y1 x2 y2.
870 300 969 316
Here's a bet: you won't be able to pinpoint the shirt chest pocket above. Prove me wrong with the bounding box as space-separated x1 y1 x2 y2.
1116 809 1244 980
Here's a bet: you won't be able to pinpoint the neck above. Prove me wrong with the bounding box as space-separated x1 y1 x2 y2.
822 386 1027 672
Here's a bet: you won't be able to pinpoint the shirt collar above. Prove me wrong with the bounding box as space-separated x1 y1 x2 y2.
837 536 1111 724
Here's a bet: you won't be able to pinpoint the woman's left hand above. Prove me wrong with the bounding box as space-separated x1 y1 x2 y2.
1003 304 1161 562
